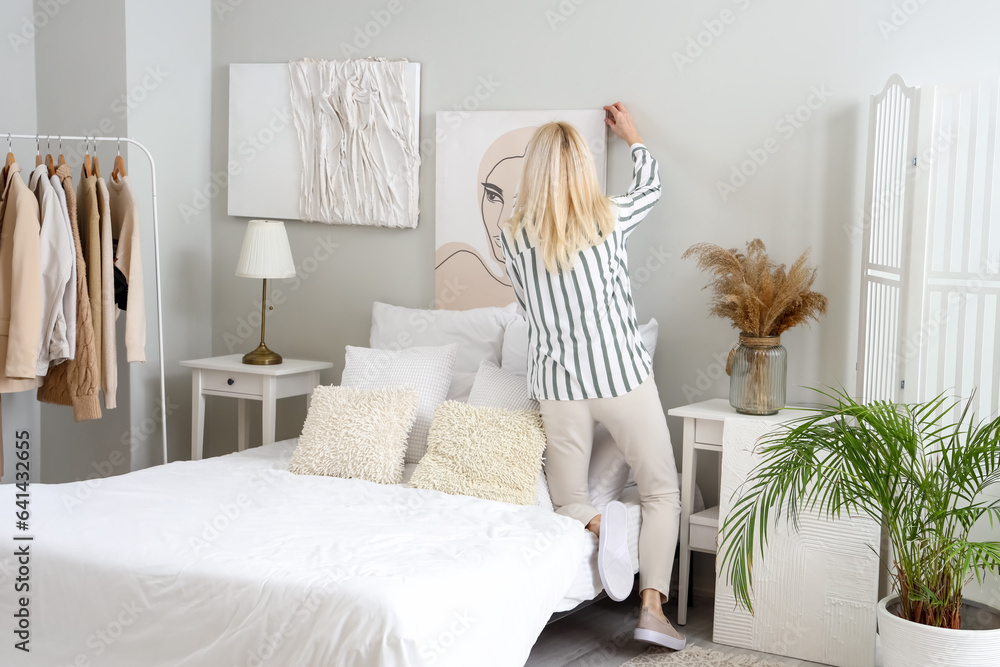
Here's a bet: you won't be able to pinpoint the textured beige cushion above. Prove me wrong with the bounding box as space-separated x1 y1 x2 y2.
409 400 546 505
289 385 418 484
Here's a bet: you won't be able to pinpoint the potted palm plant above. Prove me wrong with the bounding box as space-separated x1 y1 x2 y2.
719 388 1000 667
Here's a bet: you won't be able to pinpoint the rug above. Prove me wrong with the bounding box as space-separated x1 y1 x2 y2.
620 644 790 666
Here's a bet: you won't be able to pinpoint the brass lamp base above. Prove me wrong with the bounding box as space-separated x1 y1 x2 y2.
242 342 282 365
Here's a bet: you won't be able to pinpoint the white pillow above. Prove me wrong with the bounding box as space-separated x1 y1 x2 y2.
288 385 418 484
467 360 552 511
500 317 660 505
370 302 518 402
341 344 457 464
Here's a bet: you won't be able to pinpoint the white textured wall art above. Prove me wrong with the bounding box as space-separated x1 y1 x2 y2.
227 60 421 226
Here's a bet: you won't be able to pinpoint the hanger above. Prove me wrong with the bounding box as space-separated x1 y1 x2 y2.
44 136 56 177
83 137 92 178
34 136 42 168
3 134 14 186
91 137 101 178
111 138 126 181
57 136 66 168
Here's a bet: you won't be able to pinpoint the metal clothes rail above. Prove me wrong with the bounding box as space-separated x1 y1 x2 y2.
5 133 168 466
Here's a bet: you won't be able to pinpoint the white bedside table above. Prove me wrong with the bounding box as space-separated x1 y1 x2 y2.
181 354 333 460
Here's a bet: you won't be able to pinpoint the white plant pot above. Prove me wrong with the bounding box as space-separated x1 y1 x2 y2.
878 596 1000 667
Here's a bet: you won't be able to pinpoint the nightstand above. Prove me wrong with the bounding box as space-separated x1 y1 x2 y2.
181 354 333 460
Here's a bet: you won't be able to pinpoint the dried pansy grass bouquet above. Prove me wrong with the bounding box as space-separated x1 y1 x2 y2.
682 239 828 337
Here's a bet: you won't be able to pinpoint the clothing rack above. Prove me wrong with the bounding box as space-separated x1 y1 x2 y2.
5 133 168 466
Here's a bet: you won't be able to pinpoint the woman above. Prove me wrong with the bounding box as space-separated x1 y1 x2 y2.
500 103 685 651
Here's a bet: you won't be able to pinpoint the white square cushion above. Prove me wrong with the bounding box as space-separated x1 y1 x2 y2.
500 317 660 506
369 301 518 402
467 360 552 511
288 385 418 484
341 344 457 464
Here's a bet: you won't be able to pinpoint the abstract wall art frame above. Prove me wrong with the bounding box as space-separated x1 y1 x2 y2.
434 109 608 310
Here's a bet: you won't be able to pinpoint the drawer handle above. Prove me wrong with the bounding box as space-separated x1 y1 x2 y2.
227 378 235 386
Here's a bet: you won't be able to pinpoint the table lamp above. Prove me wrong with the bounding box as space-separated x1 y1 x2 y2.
235 220 296 365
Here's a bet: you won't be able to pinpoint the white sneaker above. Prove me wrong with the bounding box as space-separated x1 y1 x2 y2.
598 500 632 601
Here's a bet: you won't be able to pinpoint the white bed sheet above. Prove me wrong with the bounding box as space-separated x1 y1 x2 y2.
0 441 588 667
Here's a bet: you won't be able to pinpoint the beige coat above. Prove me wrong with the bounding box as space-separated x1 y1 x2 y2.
96 177 117 410
0 163 43 392
38 164 102 421
109 174 145 363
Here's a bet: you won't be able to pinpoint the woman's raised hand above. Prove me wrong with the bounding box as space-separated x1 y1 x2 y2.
603 102 644 146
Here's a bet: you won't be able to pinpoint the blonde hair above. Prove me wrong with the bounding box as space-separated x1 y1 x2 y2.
507 122 614 273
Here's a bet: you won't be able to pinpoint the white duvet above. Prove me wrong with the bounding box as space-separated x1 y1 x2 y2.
0 442 588 667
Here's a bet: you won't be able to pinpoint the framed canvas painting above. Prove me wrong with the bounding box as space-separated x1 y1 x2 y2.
434 110 608 310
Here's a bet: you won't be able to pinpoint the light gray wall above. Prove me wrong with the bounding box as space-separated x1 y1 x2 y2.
210 0 1000 596
122 0 213 470
0 0 40 484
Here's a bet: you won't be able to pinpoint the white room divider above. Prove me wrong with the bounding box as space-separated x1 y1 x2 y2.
858 74 1000 419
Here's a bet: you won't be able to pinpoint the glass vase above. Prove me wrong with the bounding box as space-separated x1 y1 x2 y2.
727 333 787 415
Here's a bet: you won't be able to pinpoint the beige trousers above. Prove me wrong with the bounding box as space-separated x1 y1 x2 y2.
539 374 680 599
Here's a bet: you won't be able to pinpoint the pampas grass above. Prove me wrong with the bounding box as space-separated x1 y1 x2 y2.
682 239 828 336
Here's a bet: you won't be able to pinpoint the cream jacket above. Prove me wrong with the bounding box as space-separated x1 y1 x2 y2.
109 174 145 363
30 164 75 374
38 165 102 421
96 177 117 410
0 163 43 392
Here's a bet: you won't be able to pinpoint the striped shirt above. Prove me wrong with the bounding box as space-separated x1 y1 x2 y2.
500 143 661 401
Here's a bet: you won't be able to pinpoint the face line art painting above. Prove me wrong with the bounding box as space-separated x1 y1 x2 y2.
434 110 608 311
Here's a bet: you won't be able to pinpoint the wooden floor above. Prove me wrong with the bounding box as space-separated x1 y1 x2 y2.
526 593 883 667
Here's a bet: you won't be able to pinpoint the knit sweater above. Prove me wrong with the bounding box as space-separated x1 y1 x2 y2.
38 165 102 421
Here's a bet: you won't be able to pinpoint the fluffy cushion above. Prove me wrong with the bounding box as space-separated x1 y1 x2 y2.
500 317 660 505
369 301 518 402
288 385 418 484
409 401 546 506
341 344 457 464
467 360 551 510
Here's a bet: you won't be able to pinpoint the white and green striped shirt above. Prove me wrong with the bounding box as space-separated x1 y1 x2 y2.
501 143 661 401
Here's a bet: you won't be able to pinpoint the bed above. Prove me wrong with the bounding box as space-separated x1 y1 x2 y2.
0 438 644 666
0 302 667 666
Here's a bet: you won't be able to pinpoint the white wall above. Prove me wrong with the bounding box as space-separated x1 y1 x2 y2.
0 0 40 484
122 0 213 470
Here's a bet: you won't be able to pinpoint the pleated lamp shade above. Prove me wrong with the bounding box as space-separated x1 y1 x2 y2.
235 220 296 279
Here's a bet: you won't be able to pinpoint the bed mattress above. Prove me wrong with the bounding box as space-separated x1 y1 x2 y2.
0 441 591 667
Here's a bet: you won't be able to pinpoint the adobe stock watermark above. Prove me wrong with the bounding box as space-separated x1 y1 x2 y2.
7 0 73 54
180 106 292 224
673 0 753 74
425 75 503 160
222 234 340 352
339 0 415 57
878 0 934 40
60 397 182 511
419 610 476 665
842 127 956 243
682 349 732 402
716 84 833 202
545 0 591 31
630 245 672 292
62 599 148 667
